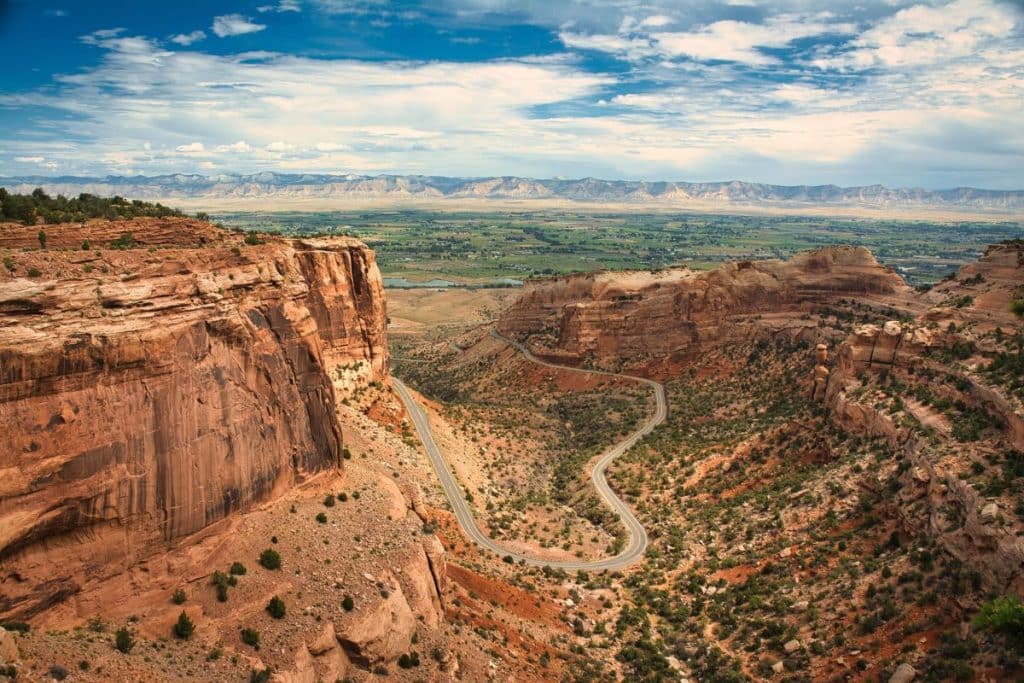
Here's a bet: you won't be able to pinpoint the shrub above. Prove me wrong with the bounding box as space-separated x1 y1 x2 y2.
266 596 286 619
316 512 328 524
244 231 262 246
240 627 260 649
229 562 247 576
212 571 230 602
502 555 514 564
338 492 348 502
323 494 335 507
173 611 195 640
250 669 272 683
114 627 135 653
110 232 135 249
398 652 421 668
259 548 281 570
172 588 187 605
2 256 14 272
81 240 90 250
974 595 1024 651
1 621 29 634
342 595 354 611
37 230 46 249
26 267 42 278
49 665 68 680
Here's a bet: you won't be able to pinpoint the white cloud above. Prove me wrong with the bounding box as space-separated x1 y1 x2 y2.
14 156 46 163
265 141 296 151
215 140 253 153
639 15 672 28
258 0 301 11
815 0 1019 70
315 142 350 152
170 30 206 46
651 15 856 66
175 142 206 153
211 14 267 38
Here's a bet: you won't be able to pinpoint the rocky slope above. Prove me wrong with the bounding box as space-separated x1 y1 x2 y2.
3 174 1022 213
0 218 388 620
498 245 912 374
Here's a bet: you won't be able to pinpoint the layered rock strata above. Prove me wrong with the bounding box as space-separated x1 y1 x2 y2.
0 221 388 618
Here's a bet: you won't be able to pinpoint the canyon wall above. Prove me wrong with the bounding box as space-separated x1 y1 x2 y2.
498 245 910 372
0 220 388 618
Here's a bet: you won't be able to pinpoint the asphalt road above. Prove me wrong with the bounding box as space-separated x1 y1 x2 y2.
392 330 666 570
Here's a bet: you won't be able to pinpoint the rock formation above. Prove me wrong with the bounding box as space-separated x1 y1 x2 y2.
811 343 830 401
0 219 388 619
498 245 910 372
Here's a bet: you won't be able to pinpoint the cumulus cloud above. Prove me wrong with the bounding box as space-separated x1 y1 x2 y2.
170 30 206 46
215 140 253 153
175 142 206 153
211 14 267 38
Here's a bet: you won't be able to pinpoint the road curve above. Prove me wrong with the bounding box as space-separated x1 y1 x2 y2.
392 330 666 570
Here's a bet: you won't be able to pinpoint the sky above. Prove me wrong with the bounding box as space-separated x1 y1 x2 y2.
0 0 1021 188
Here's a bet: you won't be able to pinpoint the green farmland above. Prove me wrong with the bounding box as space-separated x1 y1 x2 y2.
215 209 1023 286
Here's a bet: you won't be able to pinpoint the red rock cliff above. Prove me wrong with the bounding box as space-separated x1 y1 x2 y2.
0 219 388 618
498 245 909 372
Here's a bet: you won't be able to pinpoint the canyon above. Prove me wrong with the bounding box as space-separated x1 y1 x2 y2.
1 213 1022 681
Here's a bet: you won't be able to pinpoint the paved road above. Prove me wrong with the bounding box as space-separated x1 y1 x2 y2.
392 330 666 570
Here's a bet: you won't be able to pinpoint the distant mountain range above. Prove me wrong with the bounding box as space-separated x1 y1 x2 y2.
2 173 1022 214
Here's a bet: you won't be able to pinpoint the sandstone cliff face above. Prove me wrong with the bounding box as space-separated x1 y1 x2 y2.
0 221 388 619
498 246 909 372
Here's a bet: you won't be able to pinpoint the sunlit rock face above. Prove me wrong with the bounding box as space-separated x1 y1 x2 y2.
499 245 908 372
0 220 388 619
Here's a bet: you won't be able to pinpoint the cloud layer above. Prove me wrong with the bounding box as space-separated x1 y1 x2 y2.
1 0 1022 188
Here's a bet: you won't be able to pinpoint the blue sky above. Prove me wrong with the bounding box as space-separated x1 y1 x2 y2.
0 0 1021 188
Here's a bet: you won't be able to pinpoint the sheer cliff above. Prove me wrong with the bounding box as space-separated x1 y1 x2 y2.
498 245 910 373
0 219 388 619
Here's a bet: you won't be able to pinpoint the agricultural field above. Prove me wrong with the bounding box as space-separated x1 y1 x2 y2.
215 209 1022 285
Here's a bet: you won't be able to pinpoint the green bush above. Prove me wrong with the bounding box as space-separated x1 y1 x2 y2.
172 588 187 605
240 627 260 649
27 267 42 278
323 494 335 507
342 595 354 611
173 611 195 640
398 652 420 668
0 621 29 634
229 562 247 576
212 570 230 602
316 512 328 524
110 232 136 249
250 668 273 683
266 596 286 619
114 626 135 653
259 548 281 570
974 595 1024 651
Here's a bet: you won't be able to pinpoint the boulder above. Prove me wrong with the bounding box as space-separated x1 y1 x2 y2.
889 662 916 683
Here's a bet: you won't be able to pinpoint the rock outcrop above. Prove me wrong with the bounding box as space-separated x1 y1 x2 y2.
0 220 388 619
498 246 909 372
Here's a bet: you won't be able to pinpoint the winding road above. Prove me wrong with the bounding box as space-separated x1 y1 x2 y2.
392 330 666 570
